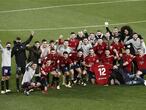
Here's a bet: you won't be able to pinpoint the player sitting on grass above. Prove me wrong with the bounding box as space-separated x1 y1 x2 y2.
90 60 112 86
21 62 40 96
0 41 12 94
110 48 146 86
110 66 146 86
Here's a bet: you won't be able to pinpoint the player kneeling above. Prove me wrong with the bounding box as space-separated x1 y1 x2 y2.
21 62 41 96
41 60 61 94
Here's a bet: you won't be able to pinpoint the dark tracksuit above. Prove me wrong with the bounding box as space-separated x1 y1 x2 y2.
11 35 33 90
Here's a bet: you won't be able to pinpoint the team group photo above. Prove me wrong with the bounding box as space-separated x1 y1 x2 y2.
0 0 146 110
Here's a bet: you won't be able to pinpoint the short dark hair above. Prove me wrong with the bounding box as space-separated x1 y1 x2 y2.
77 49 83 52
70 32 75 34
50 48 55 51
64 40 69 42
89 48 94 51
16 37 21 40
6 42 11 45
35 41 40 44
63 51 68 55
49 40 55 43
97 30 101 32
42 39 47 43
114 37 120 39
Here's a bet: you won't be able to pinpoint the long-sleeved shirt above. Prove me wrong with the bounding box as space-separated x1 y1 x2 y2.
0 43 11 67
21 63 36 84
11 35 33 67
77 42 92 57
125 38 144 53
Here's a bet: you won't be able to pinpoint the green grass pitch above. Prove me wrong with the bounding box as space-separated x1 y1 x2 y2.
0 0 146 110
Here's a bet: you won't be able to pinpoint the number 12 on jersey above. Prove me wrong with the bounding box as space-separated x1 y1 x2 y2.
98 67 106 76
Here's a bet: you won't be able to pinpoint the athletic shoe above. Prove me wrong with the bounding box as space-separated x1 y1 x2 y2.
73 80 77 84
1 91 6 94
6 89 11 93
29 89 34 92
83 83 87 86
104 84 109 86
144 80 146 86
56 86 60 90
65 84 72 88
24 90 30 96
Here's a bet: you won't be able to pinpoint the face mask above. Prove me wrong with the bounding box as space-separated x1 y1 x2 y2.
98 35 101 37
7 47 11 50
16 42 21 45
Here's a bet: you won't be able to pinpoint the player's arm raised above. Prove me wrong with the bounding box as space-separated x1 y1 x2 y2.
23 31 34 45
0 40 4 52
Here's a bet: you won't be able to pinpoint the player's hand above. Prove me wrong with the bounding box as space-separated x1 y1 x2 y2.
56 40 58 43
119 53 123 57
31 31 35 36
113 65 118 69
83 29 87 32
136 71 143 76
104 22 109 27
79 40 82 44
26 44 30 47
67 37 70 40
59 35 63 39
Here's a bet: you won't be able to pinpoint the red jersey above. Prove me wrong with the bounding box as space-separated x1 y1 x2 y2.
69 38 79 50
46 53 60 67
90 63 112 85
85 55 99 66
41 65 55 75
69 52 84 63
111 42 124 54
135 54 146 70
59 56 73 67
94 42 107 56
101 55 114 66
122 53 134 72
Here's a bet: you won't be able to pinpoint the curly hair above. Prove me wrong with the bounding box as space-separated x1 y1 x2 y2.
121 25 133 36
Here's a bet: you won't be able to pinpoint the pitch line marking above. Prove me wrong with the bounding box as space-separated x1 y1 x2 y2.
0 20 146 32
0 0 145 13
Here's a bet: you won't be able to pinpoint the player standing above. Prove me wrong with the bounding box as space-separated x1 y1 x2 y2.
0 41 12 94
11 32 34 92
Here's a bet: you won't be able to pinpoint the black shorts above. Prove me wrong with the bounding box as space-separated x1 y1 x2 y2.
16 66 25 75
21 82 31 89
40 75 48 87
87 69 95 79
61 66 70 73
2 66 11 76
